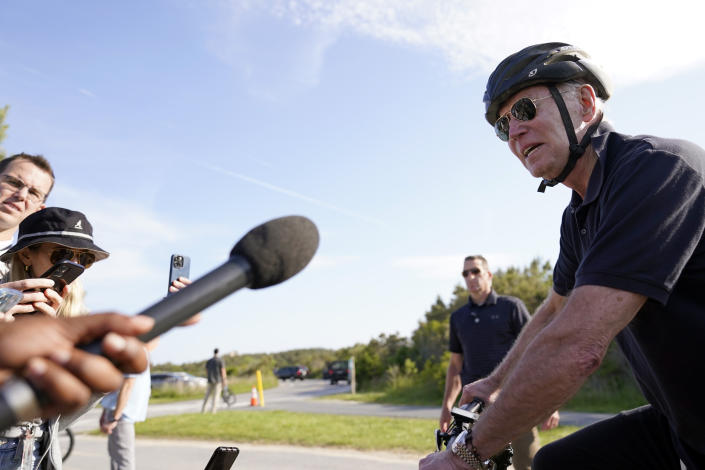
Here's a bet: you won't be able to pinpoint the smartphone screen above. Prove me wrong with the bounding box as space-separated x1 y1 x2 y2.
167 254 190 296
203 446 239 470
0 288 23 314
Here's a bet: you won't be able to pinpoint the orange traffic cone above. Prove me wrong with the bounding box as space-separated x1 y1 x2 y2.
250 385 258 406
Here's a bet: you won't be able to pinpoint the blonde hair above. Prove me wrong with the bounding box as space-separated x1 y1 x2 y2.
6 251 88 318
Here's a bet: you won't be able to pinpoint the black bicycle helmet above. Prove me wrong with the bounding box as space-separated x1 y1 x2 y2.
484 42 612 192
484 42 611 125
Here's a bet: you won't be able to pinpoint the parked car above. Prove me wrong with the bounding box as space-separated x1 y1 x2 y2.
275 365 308 381
151 372 208 390
326 360 350 385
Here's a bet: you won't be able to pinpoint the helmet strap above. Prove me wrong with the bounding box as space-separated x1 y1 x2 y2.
537 85 602 192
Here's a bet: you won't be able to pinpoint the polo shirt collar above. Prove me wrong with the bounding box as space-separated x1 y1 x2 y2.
469 289 498 307
570 121 615 209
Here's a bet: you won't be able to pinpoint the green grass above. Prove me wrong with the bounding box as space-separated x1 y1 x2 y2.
324 392 387 403
150 389 204 404
137 410 435 455
135 410 579 455
538 425 579 443
324 382 646 414
562 386 647 413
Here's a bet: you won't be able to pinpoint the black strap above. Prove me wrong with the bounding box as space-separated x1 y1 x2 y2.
537 85 602 192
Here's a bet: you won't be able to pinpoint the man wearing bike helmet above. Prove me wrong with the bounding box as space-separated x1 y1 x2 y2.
420 42 705 469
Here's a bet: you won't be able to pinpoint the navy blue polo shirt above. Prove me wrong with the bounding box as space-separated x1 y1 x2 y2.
449 290 530 385
553 122 705 461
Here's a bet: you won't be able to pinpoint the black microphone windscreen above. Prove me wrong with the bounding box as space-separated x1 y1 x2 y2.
230 215 319 289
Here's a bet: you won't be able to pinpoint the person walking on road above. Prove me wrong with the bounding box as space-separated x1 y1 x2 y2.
202 348 227 414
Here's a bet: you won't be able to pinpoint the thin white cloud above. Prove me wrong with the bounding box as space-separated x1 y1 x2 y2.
52 185 179 251
201 1 337 100
199 162 387 227
245 155 274 169
215 0 705 89
18 65 43 76
78 88 96 98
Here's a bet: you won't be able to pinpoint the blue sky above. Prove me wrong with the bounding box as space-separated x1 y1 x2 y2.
2 0 704 365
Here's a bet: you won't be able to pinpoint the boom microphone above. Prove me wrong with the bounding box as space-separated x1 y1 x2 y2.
126 214 319 343
0 215 319 430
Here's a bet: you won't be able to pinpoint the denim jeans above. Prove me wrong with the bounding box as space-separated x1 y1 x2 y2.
0 437 42 470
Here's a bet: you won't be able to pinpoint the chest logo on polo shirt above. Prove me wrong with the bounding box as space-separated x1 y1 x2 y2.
491 314 499 320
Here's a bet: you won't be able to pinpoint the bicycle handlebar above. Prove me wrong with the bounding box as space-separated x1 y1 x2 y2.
434 398 513 470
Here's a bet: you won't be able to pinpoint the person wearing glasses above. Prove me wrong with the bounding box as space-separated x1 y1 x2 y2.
421 43 705 470
0 153 61 316
0 207 109 470
0 154 55 261
439 255 557 470
0 207 107 321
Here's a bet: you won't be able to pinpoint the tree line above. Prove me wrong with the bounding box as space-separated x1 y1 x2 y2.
1 105 10 158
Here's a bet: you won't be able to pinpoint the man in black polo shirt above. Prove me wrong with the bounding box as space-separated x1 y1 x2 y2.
420 43 705 470
440 255 558 470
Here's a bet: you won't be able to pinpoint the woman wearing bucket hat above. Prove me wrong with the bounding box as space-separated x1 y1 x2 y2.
0 207 109 470
0 207 109 320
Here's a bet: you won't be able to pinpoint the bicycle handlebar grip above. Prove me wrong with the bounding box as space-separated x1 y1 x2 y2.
462 398 485 414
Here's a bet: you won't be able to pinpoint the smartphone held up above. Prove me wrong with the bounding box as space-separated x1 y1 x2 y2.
203 446 239 470
40 260 85 293
0 288 23 314
168 254 190 296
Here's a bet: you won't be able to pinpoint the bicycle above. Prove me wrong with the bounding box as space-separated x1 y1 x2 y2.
221 387 236 407
434 399 513 470
59 427 75 462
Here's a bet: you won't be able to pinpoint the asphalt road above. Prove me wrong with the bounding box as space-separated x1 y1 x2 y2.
64 379 612 469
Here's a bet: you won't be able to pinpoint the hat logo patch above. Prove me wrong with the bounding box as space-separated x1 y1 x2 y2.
73 220 83 230
528 68 537 78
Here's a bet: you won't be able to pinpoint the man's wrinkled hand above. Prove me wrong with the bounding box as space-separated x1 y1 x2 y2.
419 449 473 470
459 376 500 407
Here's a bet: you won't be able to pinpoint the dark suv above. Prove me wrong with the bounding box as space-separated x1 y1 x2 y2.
326 360 350 385
275 365 308 381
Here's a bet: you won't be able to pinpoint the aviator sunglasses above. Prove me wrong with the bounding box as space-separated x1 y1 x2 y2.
50 247 96 268
494 90 572 142
462 267 481 278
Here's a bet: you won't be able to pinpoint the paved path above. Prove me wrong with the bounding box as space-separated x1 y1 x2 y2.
64 435 419 470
